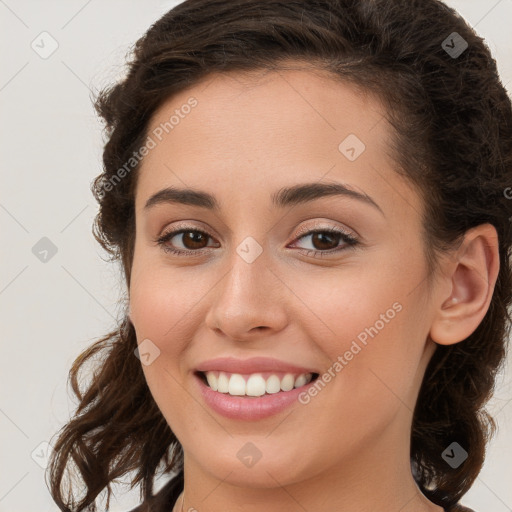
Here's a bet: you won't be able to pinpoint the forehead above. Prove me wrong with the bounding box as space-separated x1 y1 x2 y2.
134 66 422 221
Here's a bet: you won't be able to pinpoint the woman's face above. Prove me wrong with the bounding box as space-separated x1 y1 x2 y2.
129 67 440 489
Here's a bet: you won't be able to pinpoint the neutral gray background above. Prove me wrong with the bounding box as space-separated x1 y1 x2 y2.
1 1 511 511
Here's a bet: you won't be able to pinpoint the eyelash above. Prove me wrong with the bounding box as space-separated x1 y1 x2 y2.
154 225 359 258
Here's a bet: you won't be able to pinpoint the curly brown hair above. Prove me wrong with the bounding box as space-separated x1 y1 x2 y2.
46 0 512 510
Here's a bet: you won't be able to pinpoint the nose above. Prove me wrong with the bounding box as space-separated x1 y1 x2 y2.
204 246 288 342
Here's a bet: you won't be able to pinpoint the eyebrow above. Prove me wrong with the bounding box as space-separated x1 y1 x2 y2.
144 181 384 216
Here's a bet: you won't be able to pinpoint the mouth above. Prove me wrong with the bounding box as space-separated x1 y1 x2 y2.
193 356 322 420
195 370 320 398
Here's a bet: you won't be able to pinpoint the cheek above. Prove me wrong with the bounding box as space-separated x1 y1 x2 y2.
290 263 408 353
292 249 428 405
128 264 213 410
129 265 196 432
129 263 208 345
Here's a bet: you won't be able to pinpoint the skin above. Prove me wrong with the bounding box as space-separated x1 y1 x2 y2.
128 64 499 512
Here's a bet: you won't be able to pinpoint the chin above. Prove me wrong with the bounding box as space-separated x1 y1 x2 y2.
185 438 317 489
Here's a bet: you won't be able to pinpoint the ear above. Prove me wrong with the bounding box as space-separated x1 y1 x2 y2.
429 223 499 346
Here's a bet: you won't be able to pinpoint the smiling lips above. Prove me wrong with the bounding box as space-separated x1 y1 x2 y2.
194 357 320 420
201 370 315 396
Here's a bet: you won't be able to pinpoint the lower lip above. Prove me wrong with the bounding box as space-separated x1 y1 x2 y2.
195 373 316 421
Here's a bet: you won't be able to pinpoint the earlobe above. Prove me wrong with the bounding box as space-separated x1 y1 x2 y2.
429 223 499 346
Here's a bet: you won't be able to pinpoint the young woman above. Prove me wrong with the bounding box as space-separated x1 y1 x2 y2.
47 1 512 511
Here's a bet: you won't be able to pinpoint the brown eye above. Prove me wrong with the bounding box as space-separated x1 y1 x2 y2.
290 227 359 257
309 231 341 251
155 227 219 256
179 231 209 250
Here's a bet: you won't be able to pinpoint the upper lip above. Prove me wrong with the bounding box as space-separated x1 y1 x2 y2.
195 357 319 375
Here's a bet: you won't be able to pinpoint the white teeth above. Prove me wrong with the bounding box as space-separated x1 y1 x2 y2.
206 372 218 391
204 371 314 396
265 375 281 394
217 372 229 393
294 374 307 388
280 373 295 392
246 374 267 396
228 374 246 395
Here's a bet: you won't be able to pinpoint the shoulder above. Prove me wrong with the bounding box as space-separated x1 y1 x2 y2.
127 471 184 512
446 504 477 512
